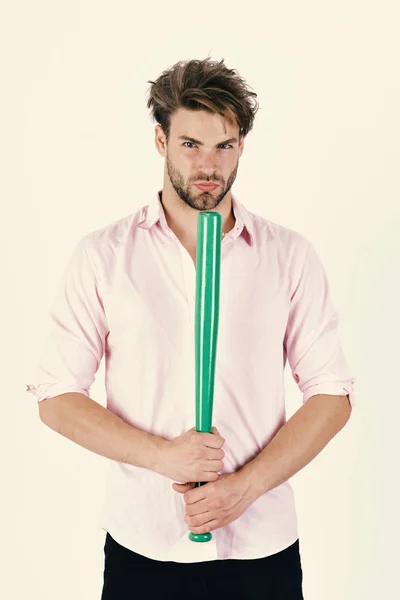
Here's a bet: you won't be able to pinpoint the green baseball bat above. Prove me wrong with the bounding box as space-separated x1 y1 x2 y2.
188 211 222 543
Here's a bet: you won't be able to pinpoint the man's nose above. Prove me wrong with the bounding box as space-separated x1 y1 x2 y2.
197 162 219 178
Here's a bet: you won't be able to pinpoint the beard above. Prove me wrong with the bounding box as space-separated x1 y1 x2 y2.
165 154 239 212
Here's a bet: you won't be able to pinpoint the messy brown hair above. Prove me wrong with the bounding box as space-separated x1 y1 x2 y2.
146 56 259 141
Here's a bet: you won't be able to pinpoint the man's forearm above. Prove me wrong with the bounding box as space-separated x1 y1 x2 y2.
38 392 165 471
239 394 352 500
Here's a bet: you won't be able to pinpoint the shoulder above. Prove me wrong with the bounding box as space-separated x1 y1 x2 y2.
247 208 311 259
79 206 147 267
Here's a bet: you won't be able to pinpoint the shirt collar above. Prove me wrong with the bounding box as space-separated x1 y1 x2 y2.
137 190 255 247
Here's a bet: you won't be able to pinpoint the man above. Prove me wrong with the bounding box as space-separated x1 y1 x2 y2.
26 57 355 599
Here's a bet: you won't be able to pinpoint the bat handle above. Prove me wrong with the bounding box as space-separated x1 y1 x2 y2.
187 481 213 542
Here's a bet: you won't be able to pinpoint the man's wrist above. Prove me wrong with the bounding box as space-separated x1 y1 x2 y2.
149 434 169 475
236 461 267 503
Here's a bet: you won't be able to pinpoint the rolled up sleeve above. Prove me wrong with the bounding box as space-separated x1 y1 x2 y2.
26 234 108 403
284 239 356 408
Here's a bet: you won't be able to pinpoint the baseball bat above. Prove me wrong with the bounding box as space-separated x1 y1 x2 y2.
188 211 222 543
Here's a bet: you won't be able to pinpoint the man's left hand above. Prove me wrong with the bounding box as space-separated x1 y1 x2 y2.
172 472 257 535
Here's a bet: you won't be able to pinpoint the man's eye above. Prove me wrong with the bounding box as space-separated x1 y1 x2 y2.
183 142 232 149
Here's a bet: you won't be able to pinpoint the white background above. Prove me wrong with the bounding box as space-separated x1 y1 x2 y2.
2 1 399 598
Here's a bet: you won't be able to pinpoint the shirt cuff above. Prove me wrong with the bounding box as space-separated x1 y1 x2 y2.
25 383 90 402
302 382 356 409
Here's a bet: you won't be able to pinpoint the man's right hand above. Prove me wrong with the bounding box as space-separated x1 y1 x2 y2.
157 426 225 483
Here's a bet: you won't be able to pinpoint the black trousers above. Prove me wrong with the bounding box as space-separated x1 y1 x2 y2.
101 532 304 599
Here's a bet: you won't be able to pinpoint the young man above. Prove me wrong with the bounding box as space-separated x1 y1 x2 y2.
26 57 355 599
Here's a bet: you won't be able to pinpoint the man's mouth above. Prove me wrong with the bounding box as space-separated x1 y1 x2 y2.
194 183 219 192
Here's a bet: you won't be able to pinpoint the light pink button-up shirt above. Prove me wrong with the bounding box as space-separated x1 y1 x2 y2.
26 190 355 562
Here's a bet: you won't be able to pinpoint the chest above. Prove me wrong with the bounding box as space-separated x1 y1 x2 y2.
178 241 196 266
186 248 196 267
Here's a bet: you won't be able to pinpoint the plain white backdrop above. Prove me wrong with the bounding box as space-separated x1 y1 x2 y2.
2 1 399 598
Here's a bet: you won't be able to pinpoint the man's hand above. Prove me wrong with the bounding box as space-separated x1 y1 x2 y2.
172 472 257 535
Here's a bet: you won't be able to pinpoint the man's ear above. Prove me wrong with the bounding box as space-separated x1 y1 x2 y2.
154 125 167 157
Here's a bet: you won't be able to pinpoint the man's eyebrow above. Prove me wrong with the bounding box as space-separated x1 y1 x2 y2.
178 135 238 146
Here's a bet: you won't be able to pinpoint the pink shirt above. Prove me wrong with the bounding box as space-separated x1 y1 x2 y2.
26 190 355 562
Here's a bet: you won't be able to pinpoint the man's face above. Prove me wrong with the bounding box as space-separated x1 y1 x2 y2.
157 107 244 212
